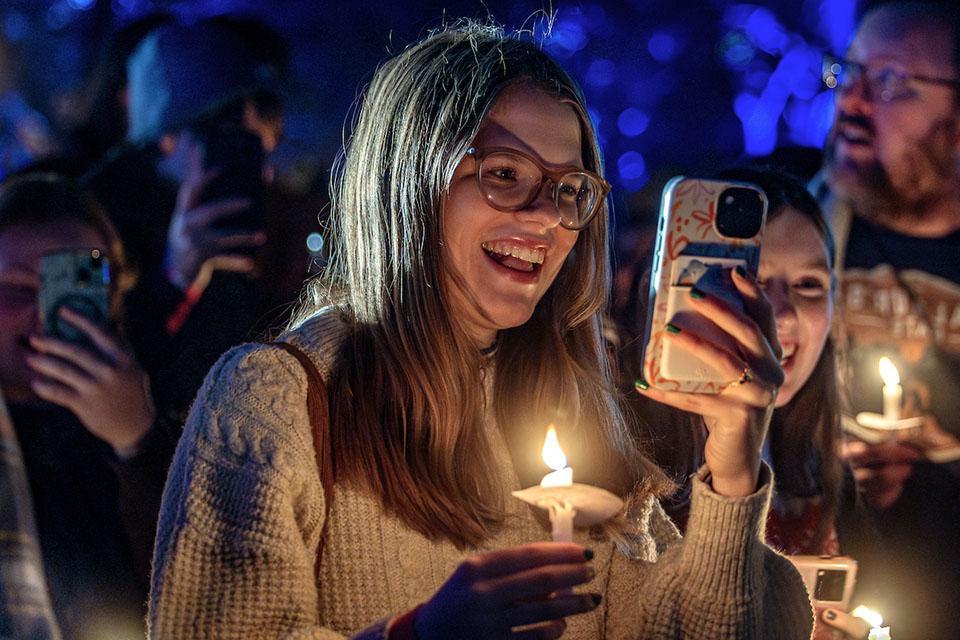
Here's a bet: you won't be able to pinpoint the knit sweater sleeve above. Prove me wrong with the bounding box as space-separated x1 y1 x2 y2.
147 342 389 640
606 464 814 639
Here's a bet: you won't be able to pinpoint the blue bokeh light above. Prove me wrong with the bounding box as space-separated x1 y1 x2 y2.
585 58 617 88
744 70 771 92
648 31 679 62
776 46 821 100
545 16 589 59
617 108 651 137
734 92 777 156
67 0 95 10
744 7 788 55
720 31 756 69
820 0 857 55
45 2 74 30
110 0 140 16
785 88 835 148
3 12 29 42
618 151 646 181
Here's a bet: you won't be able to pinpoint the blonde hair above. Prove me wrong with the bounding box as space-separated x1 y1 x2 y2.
293 22 666 548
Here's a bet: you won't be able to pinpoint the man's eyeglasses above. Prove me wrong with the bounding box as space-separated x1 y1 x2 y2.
466 147 610 231
822 53 960 103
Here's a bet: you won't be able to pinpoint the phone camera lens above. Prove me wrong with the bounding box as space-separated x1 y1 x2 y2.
77 268 91 285
715 187 765 239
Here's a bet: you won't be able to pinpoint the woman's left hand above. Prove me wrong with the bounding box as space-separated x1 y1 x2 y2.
26 307 155 456
637 268 784 497
817 608 872 640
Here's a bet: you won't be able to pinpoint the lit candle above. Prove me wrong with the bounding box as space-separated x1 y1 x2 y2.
540 425 573 488
539 425 574 542
852 606 889 640
514 427 623 547
879 357 902 421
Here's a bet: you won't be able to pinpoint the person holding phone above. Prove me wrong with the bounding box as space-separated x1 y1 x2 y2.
623 168 877 639
0 172 175 639
85 16 287 431
149 23 811 640
811 3 960 638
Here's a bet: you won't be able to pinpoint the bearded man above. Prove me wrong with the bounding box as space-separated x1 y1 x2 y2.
813 3 960 638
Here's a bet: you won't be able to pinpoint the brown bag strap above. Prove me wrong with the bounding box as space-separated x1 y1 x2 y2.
272 341 334 582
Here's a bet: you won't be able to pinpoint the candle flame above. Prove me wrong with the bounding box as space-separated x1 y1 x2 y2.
878 357 900 387
542 425 567 471
851 605 883 628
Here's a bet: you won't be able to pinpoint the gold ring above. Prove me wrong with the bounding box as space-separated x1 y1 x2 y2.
729 367 753 387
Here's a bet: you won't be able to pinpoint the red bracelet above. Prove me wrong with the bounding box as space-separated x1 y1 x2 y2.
164 284 203 335
387 604 423 640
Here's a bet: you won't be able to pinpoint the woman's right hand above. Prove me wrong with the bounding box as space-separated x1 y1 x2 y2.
415 542 600 640
636 268 784 497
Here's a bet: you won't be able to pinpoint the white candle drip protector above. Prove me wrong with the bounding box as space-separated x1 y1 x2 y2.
517 425 625 542
511 483 624 538
853 411 923 433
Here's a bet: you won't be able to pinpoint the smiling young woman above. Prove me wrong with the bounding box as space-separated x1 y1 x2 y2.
149 23 812 640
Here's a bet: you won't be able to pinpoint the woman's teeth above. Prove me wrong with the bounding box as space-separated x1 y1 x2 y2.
482 241 545 272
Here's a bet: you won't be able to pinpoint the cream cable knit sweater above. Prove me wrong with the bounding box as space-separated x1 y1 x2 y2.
149 311 814 639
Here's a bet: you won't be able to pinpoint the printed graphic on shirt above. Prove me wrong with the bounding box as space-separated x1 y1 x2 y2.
843 265 960 354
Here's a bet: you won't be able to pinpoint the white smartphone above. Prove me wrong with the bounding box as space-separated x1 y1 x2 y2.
787 555 858 611
639 177 768 393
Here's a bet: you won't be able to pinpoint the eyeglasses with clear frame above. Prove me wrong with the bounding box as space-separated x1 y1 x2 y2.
465 146 610 231
822 53 960 103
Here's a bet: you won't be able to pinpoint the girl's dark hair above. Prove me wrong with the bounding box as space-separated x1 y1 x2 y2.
0 172 132 317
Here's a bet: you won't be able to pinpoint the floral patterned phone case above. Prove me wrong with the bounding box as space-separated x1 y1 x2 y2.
640 177 767 394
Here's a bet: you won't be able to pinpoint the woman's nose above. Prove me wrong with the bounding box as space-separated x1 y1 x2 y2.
764 280 796 318
835 71 875 117
515 179 563 229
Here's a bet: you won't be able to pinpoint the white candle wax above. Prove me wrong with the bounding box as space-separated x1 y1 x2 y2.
882 385 902 420
548 500 575 543
868 627 891 640
540 467 573 488
879 357 902 421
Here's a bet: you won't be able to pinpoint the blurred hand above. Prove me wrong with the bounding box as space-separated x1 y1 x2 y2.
636 268 783 497
164 141 266 292
415 543 600 640
817 607 872 640
842 438 922 510
899 413 960 454
26 307 155 456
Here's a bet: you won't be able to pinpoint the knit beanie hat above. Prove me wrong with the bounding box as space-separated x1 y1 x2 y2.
126 19 281 144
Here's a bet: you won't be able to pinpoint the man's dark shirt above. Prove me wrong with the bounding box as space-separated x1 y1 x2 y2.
840 215 960 640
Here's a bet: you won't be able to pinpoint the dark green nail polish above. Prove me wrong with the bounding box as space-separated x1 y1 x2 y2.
690 287 706 299
584 548 594 560
735 265 747 278
665 323 681 334
634 378 649 391
592 593 603 606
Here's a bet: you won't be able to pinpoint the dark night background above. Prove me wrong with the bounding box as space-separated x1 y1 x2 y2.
0 0 857 232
